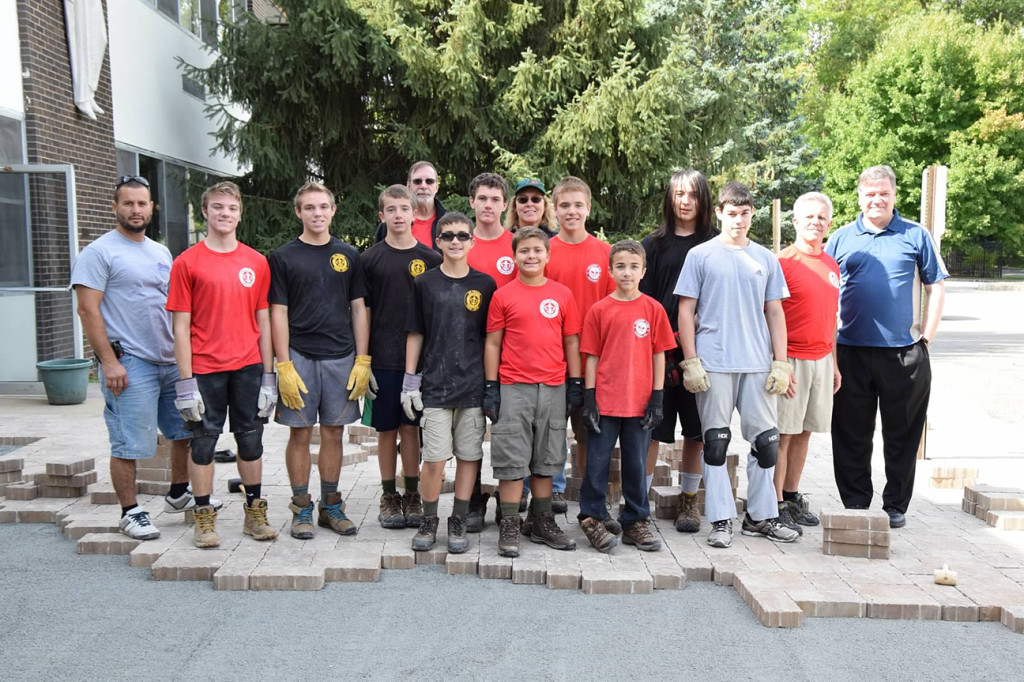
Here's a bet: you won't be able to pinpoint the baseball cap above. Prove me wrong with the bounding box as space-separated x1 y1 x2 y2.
513 178 546 195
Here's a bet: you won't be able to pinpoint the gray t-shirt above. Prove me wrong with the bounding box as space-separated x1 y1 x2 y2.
70 229 175 365
674 238 788 373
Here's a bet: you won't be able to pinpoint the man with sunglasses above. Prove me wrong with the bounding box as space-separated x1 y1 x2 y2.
374 161 447 249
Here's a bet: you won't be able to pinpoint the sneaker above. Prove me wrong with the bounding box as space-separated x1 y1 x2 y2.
289 493 315 539
498 514 522 557
378 492 406 529
518 494 529 513
674 491 701 533
163 485 223 513
884 508 906 528
412 515 439 552
622 518 662 551
466 493 489 533
740 513 798 543
551 492 568 514
603 516 623 535
192 504 220 548
707 519 733 548
581 516 618 553
318 492 357 536
529 511 576 550
402 490 424 528
447 514 469 554
242 499 278 541
119 508 160 541
777 502 803 537
787 492 820 526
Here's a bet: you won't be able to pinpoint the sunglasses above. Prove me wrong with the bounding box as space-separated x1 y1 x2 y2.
438 231 473 243
516 195 543 205
411 178 437 186
115 175 150 188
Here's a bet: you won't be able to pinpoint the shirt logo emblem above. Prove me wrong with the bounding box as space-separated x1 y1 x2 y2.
539 299 560 319
496 256 515 275
330 253 349 272
238 267 256 288
633 318 650 338
586 263 603 282
409 259 427 277
465 290 482 312
828 271 840 288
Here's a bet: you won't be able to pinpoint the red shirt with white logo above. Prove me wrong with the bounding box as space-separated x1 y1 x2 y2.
468 230 516 288
487 278 582 386
778 245 841 360
166 240 269 374
581 294 676 417
412 216 434 248
546 234 615 321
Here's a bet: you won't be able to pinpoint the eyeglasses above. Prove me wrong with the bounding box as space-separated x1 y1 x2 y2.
516 195 543 205
115 175 150 188
438 231 473 243
411 178 437 186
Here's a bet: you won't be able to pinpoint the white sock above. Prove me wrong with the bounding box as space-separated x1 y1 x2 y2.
682 472 702 494
645 473 654 491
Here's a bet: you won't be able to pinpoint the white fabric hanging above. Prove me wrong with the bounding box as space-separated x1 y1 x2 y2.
64 0 108 120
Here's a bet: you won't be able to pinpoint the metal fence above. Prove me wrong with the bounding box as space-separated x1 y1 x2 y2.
944 241 1003 278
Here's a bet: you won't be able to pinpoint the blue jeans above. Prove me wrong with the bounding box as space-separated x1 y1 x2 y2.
522 439 568 495
99 353 189 459
577 416 651 525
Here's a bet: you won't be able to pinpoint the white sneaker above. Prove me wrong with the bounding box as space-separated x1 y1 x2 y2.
119 508 161 540
706 519 733 548
164 485 224 513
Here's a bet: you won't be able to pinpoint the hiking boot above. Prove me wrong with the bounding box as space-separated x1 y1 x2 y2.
777 502 803 536
551 492 568 514
164 484 223 513
402 490 424 528
119 508 160 541
192 505 219 548
741 513 799 543
622 518 662 551
289 493 315 539
466 493 488 533
498 514 521 557
243 499 278 541
529 511 576 550
412 514 439 552
581 516 618 553
518 494 529 513
788 492 820 526
378 492 406 529
674 491 701 533
318 492 357 536
707 519 733 548
447 514 469 554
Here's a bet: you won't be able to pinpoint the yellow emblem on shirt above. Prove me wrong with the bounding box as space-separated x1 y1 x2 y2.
330 253 349 272
409 259 427 277
465 290 482 312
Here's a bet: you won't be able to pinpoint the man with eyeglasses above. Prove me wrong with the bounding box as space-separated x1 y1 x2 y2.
374 161 447 249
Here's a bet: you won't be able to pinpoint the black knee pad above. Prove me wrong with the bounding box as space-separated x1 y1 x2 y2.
190 435 218 466
702 427 731 466
235 426 264 462
752 428 780 469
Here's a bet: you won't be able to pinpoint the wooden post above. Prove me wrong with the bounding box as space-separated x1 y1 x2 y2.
916 165 948 460
772 199 781 254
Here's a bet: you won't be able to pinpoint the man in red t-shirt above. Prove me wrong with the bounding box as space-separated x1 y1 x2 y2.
776 192 842 534
167 181 278 549
373 161 447 248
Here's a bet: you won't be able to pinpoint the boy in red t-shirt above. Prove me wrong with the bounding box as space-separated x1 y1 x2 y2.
467 173 516 288
579 240 676 552
167 181 278 549
484 228 583 557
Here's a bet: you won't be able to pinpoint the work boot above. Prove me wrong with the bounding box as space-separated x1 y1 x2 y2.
402 490 424 528
318 492 357 536
622 518 662 551
674 491 701 533
581 516 618 553
498 514 521 557
243 499 278 541
529 511 576 550
192 505 219 548
378 492 406 529
412 514 439 552
447 514 469 554
466 492 489 533
551 492 568 514
289 493 315 540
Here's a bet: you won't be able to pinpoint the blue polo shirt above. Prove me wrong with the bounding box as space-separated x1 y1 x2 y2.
825 209 948 348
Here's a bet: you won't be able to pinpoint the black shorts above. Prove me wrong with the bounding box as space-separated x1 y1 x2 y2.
369 368 420 432
650 384 702 444
189 363 265 436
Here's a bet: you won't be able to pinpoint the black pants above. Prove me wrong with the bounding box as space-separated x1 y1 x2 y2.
831 342 931 514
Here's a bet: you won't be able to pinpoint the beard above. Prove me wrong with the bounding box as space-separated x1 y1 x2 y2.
117 215 150 233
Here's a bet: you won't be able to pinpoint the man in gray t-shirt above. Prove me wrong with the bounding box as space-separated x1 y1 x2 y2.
674 181 798 549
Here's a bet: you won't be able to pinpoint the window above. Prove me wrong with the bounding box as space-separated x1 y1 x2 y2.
0 115 30 287
150 0 226 44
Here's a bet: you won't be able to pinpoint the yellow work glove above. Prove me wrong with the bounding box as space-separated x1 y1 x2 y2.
765 360 792 395
275 361 308 410
681 357 711 393
347 355 378 401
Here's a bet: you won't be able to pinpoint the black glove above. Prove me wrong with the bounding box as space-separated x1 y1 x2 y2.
641 389 664 431
583 388 601 434
483 380 501 423
566 377 584 412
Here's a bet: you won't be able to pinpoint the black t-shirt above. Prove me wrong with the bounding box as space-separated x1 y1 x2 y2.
406 268 497 409
640 232 707 331
268 237 368 360
361 240 442 370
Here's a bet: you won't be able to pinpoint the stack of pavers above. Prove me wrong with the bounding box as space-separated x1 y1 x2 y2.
963 484 1024 530
135 435 172 496
930 466 978 489
0 455 26 498
651 453 740 520
25 455 97 499
820 509 891 559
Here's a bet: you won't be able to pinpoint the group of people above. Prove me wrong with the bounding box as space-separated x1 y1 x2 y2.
71 160 946 557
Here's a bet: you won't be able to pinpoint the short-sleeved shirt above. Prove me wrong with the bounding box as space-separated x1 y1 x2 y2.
412 216 434 249
778 245 841 361
361 240 442 370
825 210 949 348
70 230 175 365
407 268 497 408
546 234 616 322
486 278 582 386
467 230 517 288
166 240 270 374
640 232 709 332
268 237 367 360
674 238 788 373
580 295 676 417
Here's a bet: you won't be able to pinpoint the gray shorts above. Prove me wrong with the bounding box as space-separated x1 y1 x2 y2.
695 371 777 442
421 407 485 462
777 355 833 434
274 349 361 428
490 383 567 480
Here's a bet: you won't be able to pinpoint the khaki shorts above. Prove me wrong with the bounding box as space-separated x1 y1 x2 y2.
777 355 834 434
490 383 567 480
421 407 485 462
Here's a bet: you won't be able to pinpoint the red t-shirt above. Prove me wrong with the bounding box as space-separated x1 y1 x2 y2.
581 295 676 417
166 241 269 374
486 278 582 386
778 245 841 360
412 216 434 248
546 235 616 321
468 230 516 288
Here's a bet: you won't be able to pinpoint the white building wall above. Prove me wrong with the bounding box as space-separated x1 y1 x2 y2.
0 0 24 116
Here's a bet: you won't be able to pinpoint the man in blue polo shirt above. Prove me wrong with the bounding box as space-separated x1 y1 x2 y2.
825 165 947 528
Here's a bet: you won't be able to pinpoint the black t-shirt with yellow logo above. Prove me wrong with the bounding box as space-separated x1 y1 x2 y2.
268 237 367 360
362 240 442 370
407 267 496 408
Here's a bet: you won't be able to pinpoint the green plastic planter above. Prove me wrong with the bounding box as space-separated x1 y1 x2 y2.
36 358 93 405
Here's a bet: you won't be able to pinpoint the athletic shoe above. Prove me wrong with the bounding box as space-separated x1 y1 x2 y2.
777 502 803 536
378 492 406 529
529 511 576 550
242 499 278 541
622 518 661 551
740 513 799 543
412 515 439 552
551 492 568 514
192 505 219 548
213 449 236 463
707 519 733 548
674 491 701 533
466 492 489 533
884 508 906 528
289 493 315 539
163 485 223 513
318 492 357 536
787 492 820 526
581 516 618 553
119 508 160 541
498 515 521 557
402 490 424 528
518 494 529 513
447 514 469 554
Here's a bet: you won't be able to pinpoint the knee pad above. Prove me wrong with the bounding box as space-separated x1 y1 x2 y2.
235 426 264 462
190 435 218 466
702 427 731 466
752 428 780 469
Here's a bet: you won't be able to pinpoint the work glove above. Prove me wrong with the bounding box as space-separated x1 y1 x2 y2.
400 373 423 421
347 355 378 401
275 360 308 410
583 388 601 434
174 377 205 422
257 372 278 419
681 357 711 393
764 360 792 395
566 377 584 412
641 389 664 431
483 380 501 423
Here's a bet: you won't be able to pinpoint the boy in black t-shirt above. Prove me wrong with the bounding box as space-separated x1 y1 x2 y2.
362 185 443 529
401 212 496 553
